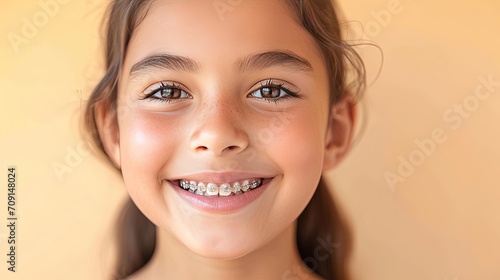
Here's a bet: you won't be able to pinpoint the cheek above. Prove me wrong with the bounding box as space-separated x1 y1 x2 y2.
267 107 326 173
254 106 327 228
118 111 183 217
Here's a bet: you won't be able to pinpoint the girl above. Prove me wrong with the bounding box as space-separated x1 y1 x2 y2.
84 0 365 279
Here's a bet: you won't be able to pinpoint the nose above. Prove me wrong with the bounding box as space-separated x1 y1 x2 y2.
189 99 249 156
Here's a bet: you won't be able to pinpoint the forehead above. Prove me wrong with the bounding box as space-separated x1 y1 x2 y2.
124 0 325 75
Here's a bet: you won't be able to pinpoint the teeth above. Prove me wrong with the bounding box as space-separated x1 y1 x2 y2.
219 183 232 196
241 180 250 192
206 183 219 196
250 179 261 189
196 182 206 195
233 182 242 194
180 180 189 190
189 181 197 192
178 179 263 196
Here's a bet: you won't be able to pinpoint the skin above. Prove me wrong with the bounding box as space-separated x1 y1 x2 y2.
98 0 355 279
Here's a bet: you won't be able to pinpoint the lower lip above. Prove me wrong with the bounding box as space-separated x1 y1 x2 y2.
169 179 271 213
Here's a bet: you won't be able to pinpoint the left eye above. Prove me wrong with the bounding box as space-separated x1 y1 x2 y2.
247 79 300 102
151 87 190 99
250 86 288 99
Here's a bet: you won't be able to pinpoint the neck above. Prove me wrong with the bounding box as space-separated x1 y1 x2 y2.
133 221 319 280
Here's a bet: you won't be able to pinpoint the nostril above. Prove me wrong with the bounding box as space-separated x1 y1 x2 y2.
195 146 209 152
223 146 240 152
194 145 241 154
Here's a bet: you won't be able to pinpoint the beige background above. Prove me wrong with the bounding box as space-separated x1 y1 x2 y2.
0 0 499 279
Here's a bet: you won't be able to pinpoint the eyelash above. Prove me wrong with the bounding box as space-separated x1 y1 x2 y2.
247 79 301 104
141 79 301 104
141 81 191 103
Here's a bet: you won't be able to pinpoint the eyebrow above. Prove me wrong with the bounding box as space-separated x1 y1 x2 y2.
129 54 200 79
128 50 313 79
236 50 313 73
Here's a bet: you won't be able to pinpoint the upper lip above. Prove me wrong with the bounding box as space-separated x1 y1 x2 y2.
169 171 275 184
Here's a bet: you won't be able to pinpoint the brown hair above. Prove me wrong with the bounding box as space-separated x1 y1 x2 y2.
84 0 365 279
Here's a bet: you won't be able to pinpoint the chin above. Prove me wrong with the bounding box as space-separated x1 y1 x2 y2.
187 239 256 260
176 228 264 260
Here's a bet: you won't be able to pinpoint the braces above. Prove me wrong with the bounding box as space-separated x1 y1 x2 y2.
179 179 262 197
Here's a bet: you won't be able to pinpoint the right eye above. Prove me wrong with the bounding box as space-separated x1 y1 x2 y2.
143 81 192 103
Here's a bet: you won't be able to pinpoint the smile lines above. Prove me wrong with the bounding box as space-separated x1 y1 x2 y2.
178 179 263 197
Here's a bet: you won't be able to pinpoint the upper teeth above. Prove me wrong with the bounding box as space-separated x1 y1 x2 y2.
179 179 262 196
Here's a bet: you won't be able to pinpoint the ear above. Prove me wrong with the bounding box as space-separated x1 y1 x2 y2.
323 94 356 170
95 101 121 169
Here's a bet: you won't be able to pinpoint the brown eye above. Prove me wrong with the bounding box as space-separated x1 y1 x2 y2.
247 79 301 104
249 86 288 100
259 87 281 98
160 88 183 99
144 82 192 103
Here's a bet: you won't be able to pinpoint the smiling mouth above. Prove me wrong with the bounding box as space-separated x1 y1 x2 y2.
176 178 264 197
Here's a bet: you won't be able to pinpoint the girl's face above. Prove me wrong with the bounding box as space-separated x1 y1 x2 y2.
107 0 346 259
